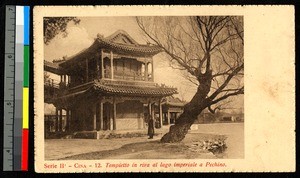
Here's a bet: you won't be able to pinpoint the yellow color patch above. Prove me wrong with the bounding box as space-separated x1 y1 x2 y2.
23 88 29 129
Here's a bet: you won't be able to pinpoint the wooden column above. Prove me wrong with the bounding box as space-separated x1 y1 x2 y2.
63 75 66 84
174 112 177 124
85 58 89 82
65 109 69 131
151 60 154 81
71 109 75 131
110 106 113 131
113 100 116 130
101 49 104 78
99 102 103 130
148 102 151 116
68 110 72 131
55 108 59 132
96 53 100 79
68 110 71 131
145 61 148 81
59 109 63 131
93 105 97 130
68 75 70 84
159 101 163 128
167 110 170 125
110 51 114 79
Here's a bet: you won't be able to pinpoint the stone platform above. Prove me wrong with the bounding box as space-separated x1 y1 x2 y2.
72 127 168 139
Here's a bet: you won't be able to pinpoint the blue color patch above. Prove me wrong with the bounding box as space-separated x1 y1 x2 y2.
24 6 30 45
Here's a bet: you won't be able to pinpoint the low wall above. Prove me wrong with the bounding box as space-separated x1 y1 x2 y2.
116 117 145 130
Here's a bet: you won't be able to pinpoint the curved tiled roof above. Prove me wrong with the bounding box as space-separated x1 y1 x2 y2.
44 60 64 75
95 37 163 56
44 60 60 69
53 80 177 102
162 96 186 107
92 80 177 97
59 30 163 67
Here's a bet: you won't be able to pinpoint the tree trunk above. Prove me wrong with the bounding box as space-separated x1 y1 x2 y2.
160 112 200 143
161 70 212 143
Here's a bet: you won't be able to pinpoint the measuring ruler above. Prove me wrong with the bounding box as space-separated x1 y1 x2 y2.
3 5 16 171
3 5 29 171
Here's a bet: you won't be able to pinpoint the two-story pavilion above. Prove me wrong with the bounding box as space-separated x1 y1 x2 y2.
44 30 177 133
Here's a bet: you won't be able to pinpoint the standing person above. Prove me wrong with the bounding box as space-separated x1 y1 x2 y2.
148 114 155 139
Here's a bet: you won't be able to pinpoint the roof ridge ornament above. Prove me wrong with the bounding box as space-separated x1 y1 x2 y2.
106 30 139 45
97 33 104 39
52 58 66 63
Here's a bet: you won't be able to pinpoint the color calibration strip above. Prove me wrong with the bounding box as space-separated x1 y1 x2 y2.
22 6 30 171
3 5 29 171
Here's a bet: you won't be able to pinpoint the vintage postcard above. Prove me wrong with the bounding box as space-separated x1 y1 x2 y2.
34 6 295 172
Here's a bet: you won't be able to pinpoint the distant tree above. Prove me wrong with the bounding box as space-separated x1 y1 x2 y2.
43 17 80 45
43 17 79 94
137 16 244 143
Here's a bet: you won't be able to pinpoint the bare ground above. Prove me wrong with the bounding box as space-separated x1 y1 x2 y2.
45 123 244 160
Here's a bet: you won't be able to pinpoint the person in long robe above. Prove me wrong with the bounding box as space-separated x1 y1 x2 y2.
147 115 155 139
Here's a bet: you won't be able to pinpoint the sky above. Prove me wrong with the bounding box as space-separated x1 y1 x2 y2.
44 16 243 112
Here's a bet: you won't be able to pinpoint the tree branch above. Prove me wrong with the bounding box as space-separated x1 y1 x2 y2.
136 17 196 76
210 87 244 105
209 63 244 100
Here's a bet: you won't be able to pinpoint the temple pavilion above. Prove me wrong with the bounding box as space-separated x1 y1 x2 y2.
160 96 186 125
44 30 178 134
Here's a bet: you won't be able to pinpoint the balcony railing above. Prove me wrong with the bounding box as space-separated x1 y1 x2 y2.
104 69 151 81
44 79 60 88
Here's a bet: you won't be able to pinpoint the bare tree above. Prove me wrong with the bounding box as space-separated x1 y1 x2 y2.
137 16 244 143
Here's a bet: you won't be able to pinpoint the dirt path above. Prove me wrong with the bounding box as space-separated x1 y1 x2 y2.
61 138 217 160
45 123 244 160
45 137 158 160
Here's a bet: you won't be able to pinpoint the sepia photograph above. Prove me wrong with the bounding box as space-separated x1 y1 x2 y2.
34 6 294 172
43 15 244 160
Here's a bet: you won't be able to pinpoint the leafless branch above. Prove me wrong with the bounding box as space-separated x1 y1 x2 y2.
210 86 244 105
208 63 244 100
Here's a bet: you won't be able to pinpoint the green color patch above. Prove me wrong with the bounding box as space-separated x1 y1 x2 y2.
23 45 29 87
